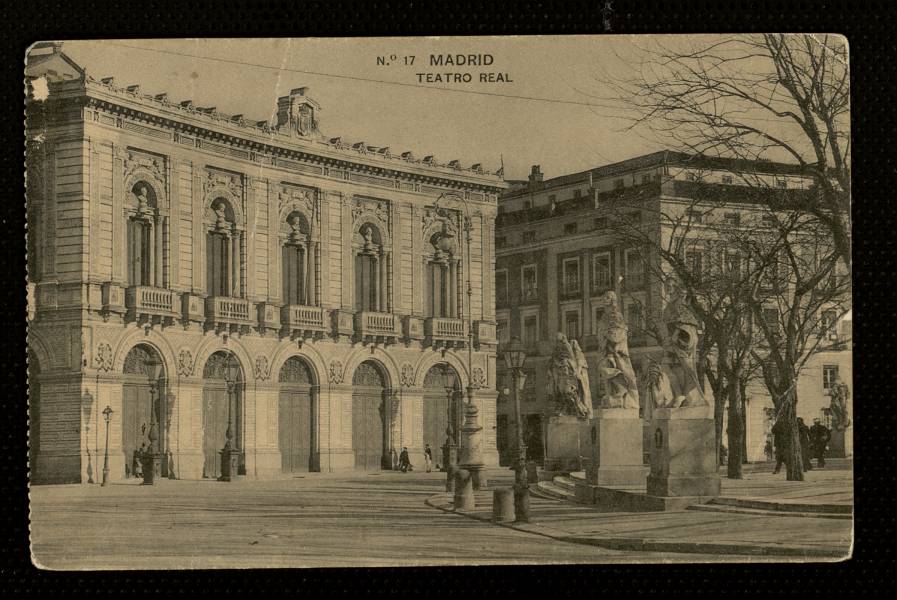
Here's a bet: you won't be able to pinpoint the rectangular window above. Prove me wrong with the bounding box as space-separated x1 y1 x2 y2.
591 252 612 292
523 315 539 347
563 258 581 295
823 365 839 390
495 269 508 305
427 262 449 317
565 311 580 341
625 250 644 288
206 231 230 297
685 249 704 285
282 245 307 305
626 303 643 339
522 231 536 244
821 309 838 337
355 254 378 311
521 264 538 301
129 219 152 288
564 222 578 235
614 178 624 190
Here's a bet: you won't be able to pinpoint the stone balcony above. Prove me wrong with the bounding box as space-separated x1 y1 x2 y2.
281 304 327 341
424 317 466 348
205 296 255 334
354 311 401 345
125 286 179 326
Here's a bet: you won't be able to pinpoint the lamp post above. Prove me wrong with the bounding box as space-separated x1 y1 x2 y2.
142 355 163 485
442 365 459 492
504 336 530 522
101 405 113 487
435 193 485 490
219 355 242 481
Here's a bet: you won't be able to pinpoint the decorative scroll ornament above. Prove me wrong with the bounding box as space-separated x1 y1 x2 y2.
400 363 415 388
328 359 344 384
471 367 487 389
352 197 390 228
255 356 271 381
177 349 194 377
95 342 113 372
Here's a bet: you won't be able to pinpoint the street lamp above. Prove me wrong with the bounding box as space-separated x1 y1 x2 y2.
219 354 242 481
504 336 530 522
143 354 163 485
442 365 459 492
101 405 113 487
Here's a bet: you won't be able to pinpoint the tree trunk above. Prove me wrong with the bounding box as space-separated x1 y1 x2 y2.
784 387 804 481
713 382 726 466
726 374 744 479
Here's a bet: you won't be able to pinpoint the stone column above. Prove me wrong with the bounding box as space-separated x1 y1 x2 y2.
147 219 155 287
154 214 163 287
162 216 170 288
385 251 392 313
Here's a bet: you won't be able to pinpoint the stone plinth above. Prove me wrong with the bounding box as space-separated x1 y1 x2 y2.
827 427 852 458
542 415 585 473
492 487 515 522
647 405 720 498
586 408 647 486
453 469 474 510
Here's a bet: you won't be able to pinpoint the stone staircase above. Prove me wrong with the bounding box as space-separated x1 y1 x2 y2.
533 475 579 502
688 496 853 520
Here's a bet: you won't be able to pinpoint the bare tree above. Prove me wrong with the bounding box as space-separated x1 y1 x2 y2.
601 34 851 274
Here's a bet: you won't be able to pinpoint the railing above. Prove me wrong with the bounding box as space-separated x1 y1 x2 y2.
125 286 178 316
425 317 465 339
205 296 254 324
282 304 327 333
355 311 399 337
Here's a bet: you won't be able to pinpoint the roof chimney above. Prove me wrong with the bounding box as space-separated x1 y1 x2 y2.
528 165 544 187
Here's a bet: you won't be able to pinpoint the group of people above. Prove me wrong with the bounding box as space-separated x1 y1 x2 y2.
772 416 832 474
389 444 437 473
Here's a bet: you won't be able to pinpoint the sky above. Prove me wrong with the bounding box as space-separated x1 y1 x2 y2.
57 36 739 180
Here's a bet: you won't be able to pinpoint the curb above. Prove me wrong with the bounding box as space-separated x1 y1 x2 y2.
425 493 848 559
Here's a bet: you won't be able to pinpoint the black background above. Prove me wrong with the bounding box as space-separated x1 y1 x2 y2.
2 1 891 596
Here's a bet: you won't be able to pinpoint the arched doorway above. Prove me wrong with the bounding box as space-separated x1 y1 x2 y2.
422 364 461 471
202 351 243 479
122 344 167 478
352 361 388 471
278 356 317 473
28 351 41 474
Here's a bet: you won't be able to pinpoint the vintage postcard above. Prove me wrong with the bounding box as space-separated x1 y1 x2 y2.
26 35 852 569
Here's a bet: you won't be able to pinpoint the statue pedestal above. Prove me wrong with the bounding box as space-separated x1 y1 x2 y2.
542 415 584 473
586 408 646 486
647 405 720 498
827 426 852 458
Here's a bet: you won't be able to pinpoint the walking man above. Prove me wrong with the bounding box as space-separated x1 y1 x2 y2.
424 444 433 473
399 447 412 473
809 418 831 468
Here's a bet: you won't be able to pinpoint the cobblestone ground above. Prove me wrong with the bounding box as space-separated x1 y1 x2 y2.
30 470 728 570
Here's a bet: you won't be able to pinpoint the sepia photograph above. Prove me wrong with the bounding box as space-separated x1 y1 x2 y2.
25 35 852 569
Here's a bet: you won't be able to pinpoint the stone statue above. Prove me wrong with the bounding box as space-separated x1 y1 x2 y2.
546 332 592 419
595 292 640 409
828 376 851 430
132 185 152 217
647 282 706 409
288 213 305 244
361 224 377 253
213 201 229 231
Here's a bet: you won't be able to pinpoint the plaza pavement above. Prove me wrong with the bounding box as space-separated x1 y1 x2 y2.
30 469 723 570
427 464 853 560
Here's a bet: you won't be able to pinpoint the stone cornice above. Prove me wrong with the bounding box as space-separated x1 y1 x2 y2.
44 78 506 198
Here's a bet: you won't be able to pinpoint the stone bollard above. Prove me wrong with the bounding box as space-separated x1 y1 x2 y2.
526 461 539 484
445 464 457 493
492 487 515 523
453 469 475 511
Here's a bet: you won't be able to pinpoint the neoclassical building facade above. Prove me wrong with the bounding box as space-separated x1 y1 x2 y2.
26 47 505 484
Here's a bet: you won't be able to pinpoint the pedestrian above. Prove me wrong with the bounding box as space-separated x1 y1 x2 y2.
797 417 813 471
771 416 790 474
133 444 144 478
764 437 774 462
809 417 831 468
424 444 433 473
399 446 411 473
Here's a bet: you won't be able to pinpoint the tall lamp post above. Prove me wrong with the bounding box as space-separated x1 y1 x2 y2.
143 355 163 485
101 405 113 487
504 336 530 523
219 355 242 481
442 365 459 492
435 193 485 490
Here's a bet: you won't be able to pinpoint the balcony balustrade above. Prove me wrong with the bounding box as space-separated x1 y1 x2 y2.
354 311 401 345
205 296 255 334
125 285 179 326
424 316 466 348
281 304 327 341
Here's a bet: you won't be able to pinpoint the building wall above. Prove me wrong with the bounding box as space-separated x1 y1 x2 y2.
27 74 505 483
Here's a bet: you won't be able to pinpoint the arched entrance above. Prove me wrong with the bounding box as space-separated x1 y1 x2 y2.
352 361 388 471
422 364 461 471
278 356 317 473
122 344 168 478
202 351 243 479
28 351 41 473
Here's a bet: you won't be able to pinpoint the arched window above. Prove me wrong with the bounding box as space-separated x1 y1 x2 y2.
206 198 242 298
127 183 158 287
425 214 459 318
355 223 386 312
